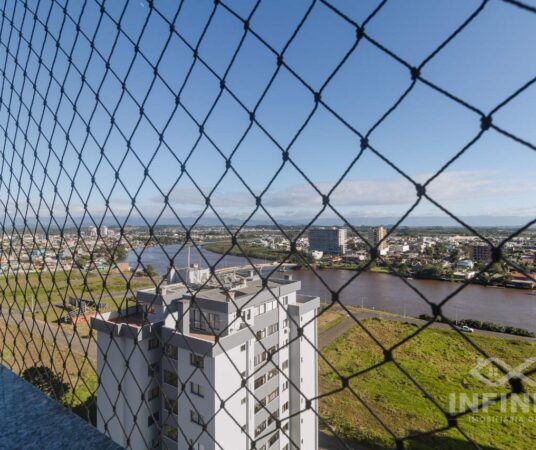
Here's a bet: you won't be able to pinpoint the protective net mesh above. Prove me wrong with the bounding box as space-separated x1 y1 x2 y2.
0 1 535 449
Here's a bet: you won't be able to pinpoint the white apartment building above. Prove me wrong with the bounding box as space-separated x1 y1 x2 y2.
91 267 320 450
368 227 389 255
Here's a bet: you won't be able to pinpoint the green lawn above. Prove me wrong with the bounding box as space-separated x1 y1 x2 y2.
0 270 155 323
0 269 156 424
0 319 97 423
204 240 286 261
320 318 536 449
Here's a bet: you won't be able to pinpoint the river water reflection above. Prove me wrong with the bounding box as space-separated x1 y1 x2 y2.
126 245 536 332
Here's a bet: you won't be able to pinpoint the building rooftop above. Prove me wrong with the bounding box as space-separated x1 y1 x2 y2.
109 311 145 327
193 277 297 303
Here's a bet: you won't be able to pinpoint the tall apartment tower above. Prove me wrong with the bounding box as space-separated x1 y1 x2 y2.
368 227 388 255
468 244 492 262
308 227 347 255
92 270 320 450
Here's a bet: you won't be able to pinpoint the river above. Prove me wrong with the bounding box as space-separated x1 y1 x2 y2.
126 245 536 332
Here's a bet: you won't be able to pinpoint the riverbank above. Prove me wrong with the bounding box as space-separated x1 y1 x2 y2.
203 241 535 292
202 240 309 264
124 244 536 332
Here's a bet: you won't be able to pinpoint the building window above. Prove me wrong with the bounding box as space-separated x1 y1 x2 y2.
164 397 178 414
282 401 289 413
283 319 289 328
190 409 205 426
255 398 266 413
268 430 279 447
254 374 266 389
267 388 279 404
163 425 178 441
163 369 178 387
256 329 266 340
282 381 288 391
191 382 205 398
283 422 289 431
148 411 159 426
192 309 220 331
268 323 278 335
283 444 289 450
240 344 246 352
267 410 279 426
148 362 159 377
190 353 204 368
192 308 203 329
148 337 159 350
148 386 159 400
282 360 289 370
254 351 267 366
255 420 266 437
282 296 288 306
207 312 220 330
267 368 277 380
241 397 246 405
164 343 178 359
189 442 205 450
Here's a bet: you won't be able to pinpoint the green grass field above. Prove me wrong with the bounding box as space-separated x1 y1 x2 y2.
0 319 97 423
0 270 155 323
204 240 287 261
319 318 536 449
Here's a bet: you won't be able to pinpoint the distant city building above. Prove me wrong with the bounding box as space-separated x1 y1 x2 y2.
368 227 388 255
391 243 409 253
507 272 536 289
100 225 108 237
456 259 474 270
308 228 346 255
87 226 97 238
469 244 492 262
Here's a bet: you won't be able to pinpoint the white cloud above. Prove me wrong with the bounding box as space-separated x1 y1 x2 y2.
9 170 533 222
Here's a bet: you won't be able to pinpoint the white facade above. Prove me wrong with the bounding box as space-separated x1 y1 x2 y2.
92 272 320 450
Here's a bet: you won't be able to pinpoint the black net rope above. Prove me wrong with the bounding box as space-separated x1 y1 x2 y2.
0 1 535 450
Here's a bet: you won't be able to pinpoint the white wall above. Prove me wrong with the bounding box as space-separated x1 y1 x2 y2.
97 332 159 450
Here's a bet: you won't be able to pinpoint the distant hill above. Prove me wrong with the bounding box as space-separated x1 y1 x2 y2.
3 214 535 230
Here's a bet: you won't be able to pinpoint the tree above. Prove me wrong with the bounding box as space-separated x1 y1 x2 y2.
145 264 158 277
416 263 443 279
22 366 69 399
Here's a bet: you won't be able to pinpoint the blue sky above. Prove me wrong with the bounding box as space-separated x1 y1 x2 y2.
1 0 535 227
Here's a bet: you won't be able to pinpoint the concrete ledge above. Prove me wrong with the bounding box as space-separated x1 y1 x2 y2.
0 365 122 450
